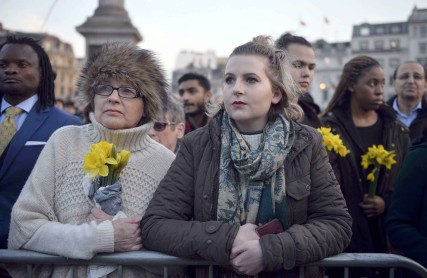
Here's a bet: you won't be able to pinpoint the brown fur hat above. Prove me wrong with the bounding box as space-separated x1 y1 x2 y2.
77 42 168 125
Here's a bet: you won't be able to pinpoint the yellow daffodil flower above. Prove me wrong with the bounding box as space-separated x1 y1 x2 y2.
317 127 349 157
361 144 397 198
82 141 131 186
367 171 375 182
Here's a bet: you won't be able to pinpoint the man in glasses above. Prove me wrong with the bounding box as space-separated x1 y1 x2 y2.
387 61 427 140
148 95 185 153
178 72 212 134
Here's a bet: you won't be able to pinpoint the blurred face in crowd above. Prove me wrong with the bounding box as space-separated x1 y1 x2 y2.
223 55 282 133
393 62 427 102
178 79 211 115
349 66 385 112
94 77 144 130
287 43 316 94
148 113 184 153
0 43 41 105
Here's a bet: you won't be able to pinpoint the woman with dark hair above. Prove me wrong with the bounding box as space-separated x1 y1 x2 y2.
141 36 352 277
7 42 176 277
321 55 410 277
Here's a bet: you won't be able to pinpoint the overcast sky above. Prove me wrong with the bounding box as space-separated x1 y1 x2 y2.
1 0 426 76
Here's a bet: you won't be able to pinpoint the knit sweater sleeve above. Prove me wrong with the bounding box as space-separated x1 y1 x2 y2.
8 129 115 259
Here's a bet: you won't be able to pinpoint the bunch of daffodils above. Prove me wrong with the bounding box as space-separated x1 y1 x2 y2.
82 141 130 188
317 127 350 157
361 144 396 198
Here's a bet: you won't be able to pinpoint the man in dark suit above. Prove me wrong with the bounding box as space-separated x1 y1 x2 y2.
0 36 81 257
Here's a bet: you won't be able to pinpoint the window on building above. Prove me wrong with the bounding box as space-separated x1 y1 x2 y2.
417 58 427 68
60 86 64 97
374 40 384 50
360 26 370 36
413 26 418 36
420 43 427 54
360 41 369 50
375 26 385 35
390 39 400 49
421 26 427 37
390 25 400 34
389 57 400 68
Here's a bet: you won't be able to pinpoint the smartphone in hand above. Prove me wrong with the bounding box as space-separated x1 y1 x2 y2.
255 218 284 237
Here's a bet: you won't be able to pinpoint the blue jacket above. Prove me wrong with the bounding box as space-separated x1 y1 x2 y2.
0 104 81 249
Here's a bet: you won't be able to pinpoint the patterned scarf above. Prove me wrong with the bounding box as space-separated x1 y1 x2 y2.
217 111 294 228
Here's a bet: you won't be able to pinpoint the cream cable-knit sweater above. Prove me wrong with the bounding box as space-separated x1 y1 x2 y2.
7 113 175 278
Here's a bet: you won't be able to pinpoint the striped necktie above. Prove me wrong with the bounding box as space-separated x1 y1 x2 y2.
0 106 23 156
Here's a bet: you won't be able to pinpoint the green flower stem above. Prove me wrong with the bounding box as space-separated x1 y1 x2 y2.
368 167 379 199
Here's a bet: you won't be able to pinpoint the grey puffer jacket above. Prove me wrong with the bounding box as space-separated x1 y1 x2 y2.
141 112 352 277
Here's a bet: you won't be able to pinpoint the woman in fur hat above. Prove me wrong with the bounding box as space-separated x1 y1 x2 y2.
7 42 176 278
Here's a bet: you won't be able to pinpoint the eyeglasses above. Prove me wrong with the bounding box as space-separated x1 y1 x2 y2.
153 122 177 132
93 84 142 99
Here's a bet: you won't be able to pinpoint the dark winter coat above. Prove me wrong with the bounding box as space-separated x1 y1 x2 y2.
141 111 352 278
386 136 427 274
321 104 410 254
298 93 322 128
386 95 427 141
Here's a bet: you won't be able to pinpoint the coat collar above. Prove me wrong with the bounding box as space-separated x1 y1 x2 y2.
208 110 311 162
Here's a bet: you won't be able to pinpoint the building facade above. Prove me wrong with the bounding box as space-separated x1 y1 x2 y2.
312 40 352 110
311 6 427 108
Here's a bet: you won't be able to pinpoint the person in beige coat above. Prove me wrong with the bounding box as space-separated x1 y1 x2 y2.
7 42 176 278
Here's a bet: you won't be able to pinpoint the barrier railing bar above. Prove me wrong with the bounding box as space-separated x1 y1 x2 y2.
118 264 123 278
163 265 168 278
25 264 31 278
209 265 213 278
1 251 426 277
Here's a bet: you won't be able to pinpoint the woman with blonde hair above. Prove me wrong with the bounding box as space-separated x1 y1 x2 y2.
141 36 351 277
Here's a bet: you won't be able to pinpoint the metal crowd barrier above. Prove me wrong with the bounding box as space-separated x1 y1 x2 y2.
0 250 426 278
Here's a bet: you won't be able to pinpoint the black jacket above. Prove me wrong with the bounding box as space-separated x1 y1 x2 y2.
321 104 410 254
298 93 322 128
386 95 427 141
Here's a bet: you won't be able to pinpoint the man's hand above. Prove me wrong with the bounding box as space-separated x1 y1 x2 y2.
360 194 385 217
112 216 142 252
